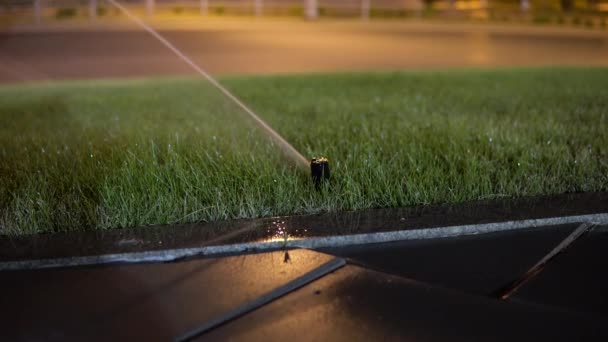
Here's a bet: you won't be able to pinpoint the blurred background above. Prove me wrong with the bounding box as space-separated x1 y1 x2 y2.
1 0 607 26
1 0 608 83
0 0 608 29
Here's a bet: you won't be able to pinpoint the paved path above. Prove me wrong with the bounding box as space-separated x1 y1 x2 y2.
1 19 607 83
1 221 607 341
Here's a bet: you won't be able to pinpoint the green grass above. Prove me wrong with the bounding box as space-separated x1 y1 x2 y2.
1 68 607 235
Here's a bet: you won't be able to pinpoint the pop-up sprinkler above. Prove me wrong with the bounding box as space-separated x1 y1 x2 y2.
311 157 330 186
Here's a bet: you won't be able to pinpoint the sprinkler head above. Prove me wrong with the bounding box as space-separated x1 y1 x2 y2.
311 157 330 186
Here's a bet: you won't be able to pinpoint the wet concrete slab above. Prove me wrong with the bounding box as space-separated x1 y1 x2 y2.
202 265 608 342
0 249 333 341
512 225 608 316
320 223 580 296
0 192 606 262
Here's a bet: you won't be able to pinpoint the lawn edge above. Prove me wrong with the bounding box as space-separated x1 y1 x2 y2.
1 212 606 271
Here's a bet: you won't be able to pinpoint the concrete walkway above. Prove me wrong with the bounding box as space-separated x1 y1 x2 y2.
1 221 607 341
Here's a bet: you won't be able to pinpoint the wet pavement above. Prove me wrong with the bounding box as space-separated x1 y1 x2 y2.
0 249 335 341
1 214 608 340
319 223 580 296
203 265 607 342
513 225 608 316
1 20 607 83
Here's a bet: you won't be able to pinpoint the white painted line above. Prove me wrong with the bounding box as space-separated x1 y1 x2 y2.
1 212 607 271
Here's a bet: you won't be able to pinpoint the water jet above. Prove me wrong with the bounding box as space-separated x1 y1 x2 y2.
107 0 323 184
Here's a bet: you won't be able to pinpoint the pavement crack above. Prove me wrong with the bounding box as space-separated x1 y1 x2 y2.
494 222 594 300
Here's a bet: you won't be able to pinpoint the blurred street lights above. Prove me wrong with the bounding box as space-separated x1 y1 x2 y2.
146 0 155 16
361 0 370 20
200 0 208 15
90 0 97 20
34 0 41 24
255 0 263 16
305 0 318 20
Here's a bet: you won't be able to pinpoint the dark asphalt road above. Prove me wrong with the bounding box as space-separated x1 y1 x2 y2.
1 21 607 82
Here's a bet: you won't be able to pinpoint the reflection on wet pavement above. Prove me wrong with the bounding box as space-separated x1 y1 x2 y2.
203 265 608 342
0 249 334 341
1 221 607 340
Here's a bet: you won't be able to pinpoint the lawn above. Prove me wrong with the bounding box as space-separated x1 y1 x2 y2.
1 68 607 235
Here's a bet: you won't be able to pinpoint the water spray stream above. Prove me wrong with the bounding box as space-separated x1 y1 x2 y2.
105 0 309 170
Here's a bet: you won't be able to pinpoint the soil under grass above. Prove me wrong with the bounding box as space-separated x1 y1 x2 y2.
1 68 607 235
